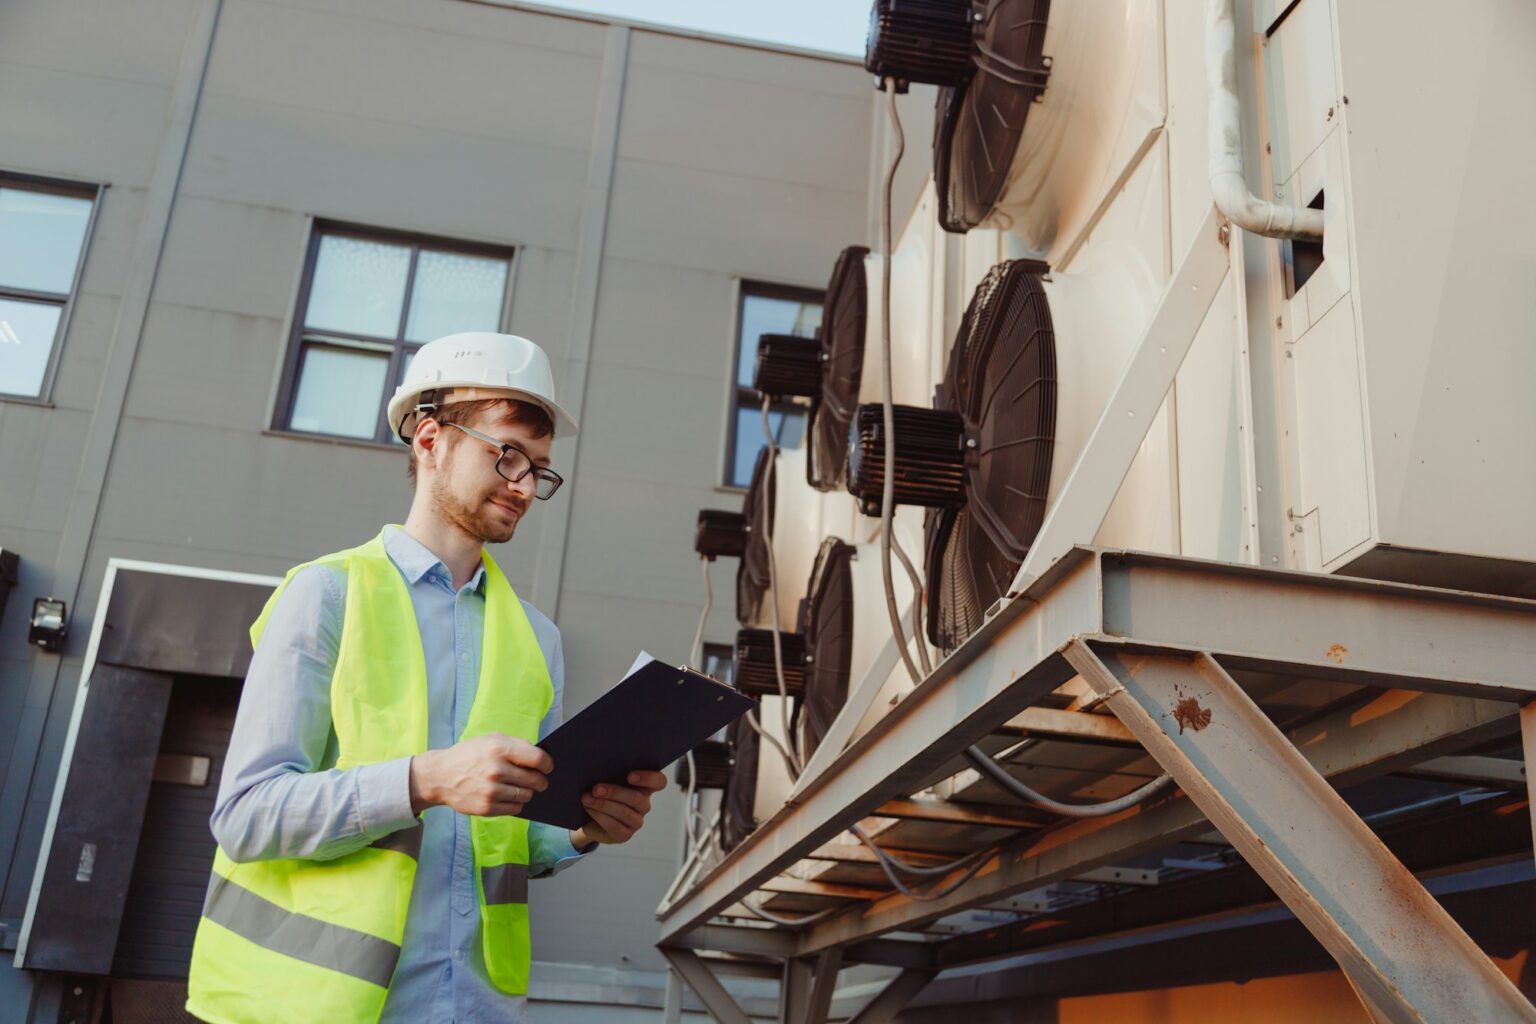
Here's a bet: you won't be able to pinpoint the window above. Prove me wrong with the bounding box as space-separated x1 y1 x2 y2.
701 641 734 686
724 282 823 488
0 175 97 400
277 224 513 443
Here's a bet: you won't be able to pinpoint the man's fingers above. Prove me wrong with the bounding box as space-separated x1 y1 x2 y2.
503 744 554 774
583 796 641 832
589 784 649 813
493 766 550 792
583 806 634 840
625 770 668 793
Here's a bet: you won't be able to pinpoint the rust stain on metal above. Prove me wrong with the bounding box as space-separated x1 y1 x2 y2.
1325 643 1348 664
1173 697 1212 734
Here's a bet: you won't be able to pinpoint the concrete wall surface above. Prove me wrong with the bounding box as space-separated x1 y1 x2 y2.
0 0 871 1017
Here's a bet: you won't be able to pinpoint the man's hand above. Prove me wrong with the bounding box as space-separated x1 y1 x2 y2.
571 770 667 848
409 733 553 817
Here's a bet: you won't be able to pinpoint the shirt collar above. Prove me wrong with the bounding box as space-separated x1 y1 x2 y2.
383 526 486 592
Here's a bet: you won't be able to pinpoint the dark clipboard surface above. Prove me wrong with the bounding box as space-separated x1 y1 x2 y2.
520 658 756 830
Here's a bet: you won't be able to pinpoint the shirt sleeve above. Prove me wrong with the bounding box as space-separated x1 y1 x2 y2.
526 617 591 878
209 565 420 863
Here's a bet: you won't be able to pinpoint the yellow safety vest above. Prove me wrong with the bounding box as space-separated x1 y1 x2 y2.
186 532 553 1024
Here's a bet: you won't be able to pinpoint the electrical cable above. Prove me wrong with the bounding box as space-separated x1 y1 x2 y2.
964 746 1175 817
878 79 925 691
740 898 840 928
850 824 990 878
889 532 931 676
853 825 996 901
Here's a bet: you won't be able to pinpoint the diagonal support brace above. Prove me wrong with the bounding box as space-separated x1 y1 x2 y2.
1064 640 1536 1023
659 947 755 1024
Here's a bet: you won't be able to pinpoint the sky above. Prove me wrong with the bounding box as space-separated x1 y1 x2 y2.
526 0 870 56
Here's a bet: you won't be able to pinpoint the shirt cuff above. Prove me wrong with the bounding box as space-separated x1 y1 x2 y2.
355 755 419 839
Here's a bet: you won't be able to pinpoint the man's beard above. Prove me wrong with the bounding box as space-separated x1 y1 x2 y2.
430 474 527 544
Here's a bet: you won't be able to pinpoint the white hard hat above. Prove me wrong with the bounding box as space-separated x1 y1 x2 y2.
388 332 578 441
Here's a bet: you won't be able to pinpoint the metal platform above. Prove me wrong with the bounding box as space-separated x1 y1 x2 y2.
655 548 1536 1023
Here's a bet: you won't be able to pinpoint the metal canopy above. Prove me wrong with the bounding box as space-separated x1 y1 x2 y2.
656 548 1536 1022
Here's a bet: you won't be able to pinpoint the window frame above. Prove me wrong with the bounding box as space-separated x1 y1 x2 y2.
722 279 824 489
272 220 517 446
0 170 104 405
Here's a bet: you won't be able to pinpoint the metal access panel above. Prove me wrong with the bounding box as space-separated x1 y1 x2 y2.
1270 0 1536 587
15 561 278 974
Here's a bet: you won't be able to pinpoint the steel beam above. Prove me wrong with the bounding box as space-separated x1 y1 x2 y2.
1402 754 1525 788
1094 553 1536 699
1066 642 1536 1022
1010 205 1232 594
794 684 1516 954
995 705 1137 744
873 797 1049 830
658 947 753 1024
845 968 937 1024
804 948 843 1024
669 924 935 971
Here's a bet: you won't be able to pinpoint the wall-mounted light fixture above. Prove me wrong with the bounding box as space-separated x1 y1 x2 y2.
29 597 67 653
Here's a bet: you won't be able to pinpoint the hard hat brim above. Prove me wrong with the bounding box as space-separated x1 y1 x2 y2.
389 385 579 442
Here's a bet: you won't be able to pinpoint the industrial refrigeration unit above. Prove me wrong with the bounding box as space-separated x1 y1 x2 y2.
660 0 1536 1021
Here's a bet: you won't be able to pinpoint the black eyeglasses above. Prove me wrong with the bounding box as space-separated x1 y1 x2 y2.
445 423 564 500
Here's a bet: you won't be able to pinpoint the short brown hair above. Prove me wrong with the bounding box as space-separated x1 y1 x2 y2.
407 398 555 486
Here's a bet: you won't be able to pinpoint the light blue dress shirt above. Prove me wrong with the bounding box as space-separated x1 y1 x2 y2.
210 526 585 1024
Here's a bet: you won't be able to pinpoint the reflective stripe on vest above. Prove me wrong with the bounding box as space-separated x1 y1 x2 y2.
187 531 553 1024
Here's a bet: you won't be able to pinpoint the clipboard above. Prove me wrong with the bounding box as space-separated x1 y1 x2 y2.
520 653 756 830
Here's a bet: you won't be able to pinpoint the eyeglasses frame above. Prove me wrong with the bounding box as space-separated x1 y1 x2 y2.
442 421 564 500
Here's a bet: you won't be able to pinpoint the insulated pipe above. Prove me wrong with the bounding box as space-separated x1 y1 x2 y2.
1206 0 1324 240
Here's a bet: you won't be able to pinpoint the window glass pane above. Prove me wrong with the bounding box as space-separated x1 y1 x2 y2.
0 297 63 397
736 293 823 387
303 235 411 338
0 188 93 294
404 250 508 342
702 642 734 685
730 405 806 487
289 344 389 439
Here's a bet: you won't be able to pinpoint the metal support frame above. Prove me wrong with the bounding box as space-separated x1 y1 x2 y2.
657 549 1536 1018
1063 642 1534 1022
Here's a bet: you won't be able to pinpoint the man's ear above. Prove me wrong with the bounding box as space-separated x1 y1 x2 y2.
414 420 441 471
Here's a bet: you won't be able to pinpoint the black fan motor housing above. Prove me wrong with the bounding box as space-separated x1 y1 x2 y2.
847 403 968 515
674 739 732 790
865 0 975 88
734 627 808 698
695 509 748 560
753 334 822 401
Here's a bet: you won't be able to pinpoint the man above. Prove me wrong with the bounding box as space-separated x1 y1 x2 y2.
187 332 666 1023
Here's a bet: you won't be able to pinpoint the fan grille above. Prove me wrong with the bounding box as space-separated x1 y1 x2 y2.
807 246 871 491
800 539 855 761
734 627 808 698
933 0 1052 232
722 715 758 850
846 404 967 514
865 0 975 87
695 509 747 560
753 334 822 400
736 446 776 623
925 260 1056 650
